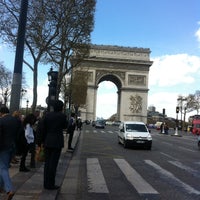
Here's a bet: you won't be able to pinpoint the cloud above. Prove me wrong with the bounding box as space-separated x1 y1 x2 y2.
149 54 200 87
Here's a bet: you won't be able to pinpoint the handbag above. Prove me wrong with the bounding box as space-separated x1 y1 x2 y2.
35 146 45 162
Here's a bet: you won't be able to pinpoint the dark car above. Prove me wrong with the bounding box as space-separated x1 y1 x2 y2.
95 120 105 129
92 121 96 127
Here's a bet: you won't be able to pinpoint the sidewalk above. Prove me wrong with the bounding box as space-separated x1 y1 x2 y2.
2 130 81 200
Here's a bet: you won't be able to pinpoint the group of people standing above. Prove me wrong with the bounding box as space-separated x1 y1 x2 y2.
0 99 78 199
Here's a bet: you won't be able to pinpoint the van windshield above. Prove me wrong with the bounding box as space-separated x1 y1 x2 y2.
125 124 147 132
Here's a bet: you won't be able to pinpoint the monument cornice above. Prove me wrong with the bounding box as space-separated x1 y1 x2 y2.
88 44 152 62
90 44 151 53
80 60 152 71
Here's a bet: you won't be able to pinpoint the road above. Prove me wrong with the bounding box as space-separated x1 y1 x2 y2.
57 124 200 200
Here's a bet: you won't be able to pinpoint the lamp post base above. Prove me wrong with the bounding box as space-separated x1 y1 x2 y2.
171 127 182 137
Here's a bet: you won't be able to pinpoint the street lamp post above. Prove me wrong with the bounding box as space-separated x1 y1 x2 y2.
47 67 58 112
20 88 27 108
26 99 29 115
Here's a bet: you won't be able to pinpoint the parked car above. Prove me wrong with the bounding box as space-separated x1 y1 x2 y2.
118 121 152 150
95 120 105 129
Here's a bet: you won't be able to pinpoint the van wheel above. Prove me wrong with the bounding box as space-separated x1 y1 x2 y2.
118 136 121 144
123 139 128 148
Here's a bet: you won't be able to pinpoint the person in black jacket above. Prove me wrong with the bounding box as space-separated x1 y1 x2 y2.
41 100 67 190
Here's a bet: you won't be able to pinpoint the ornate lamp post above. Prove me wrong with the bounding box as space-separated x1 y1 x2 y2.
26 99 29 115
47 67 58 112
20 88 27 108
4 89 8 106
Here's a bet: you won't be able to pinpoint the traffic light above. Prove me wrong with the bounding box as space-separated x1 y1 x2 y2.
163 108 165 116
176 106 179 113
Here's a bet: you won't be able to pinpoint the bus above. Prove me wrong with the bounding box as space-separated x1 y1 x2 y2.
191 115 200 135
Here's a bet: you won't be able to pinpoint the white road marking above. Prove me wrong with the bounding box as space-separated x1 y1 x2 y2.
87 158 109 193
114 159 159 194
168 160 200 178
160 152 178 160
145 160 200 195
178 146 196 152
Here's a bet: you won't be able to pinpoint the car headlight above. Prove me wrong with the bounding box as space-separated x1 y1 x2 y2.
147 134 152 141
126 133 132 139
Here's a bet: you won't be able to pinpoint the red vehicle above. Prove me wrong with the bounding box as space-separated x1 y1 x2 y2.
191 115 200 135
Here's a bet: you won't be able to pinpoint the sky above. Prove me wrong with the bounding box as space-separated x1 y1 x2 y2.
0 0 200 120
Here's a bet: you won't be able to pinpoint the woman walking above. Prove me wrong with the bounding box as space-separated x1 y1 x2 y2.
19 114 36 172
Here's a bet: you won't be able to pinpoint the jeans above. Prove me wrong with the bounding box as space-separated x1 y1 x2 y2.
0 147 14 192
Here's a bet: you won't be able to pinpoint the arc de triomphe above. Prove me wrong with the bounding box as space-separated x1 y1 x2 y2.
73 45 153 123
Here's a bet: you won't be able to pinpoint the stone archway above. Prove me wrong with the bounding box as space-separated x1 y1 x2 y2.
97 74 122 121
74 44 153 123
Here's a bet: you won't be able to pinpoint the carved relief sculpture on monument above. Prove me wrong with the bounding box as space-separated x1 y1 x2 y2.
129 95 142 113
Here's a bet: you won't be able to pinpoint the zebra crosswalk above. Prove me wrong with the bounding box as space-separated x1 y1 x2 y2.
86 157 200 197
85 129 117 134
114 158 159 195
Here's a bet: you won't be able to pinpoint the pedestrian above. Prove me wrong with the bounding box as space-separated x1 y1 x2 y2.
0 106 21 200
19 113 36 172
41 100 67 190
67 113 76 151
76 118 82 131
164 123 169 134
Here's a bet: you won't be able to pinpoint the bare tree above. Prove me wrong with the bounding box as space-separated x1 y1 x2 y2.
0 61 27 107
0 62 12 105
0 0 96 112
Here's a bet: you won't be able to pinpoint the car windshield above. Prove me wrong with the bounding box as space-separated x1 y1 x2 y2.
125 124 147 132
97 121 104 124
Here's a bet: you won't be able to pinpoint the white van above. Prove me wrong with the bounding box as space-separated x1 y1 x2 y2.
118 121 152 150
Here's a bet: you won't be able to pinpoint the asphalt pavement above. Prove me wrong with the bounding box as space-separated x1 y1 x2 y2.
0 130 81 200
